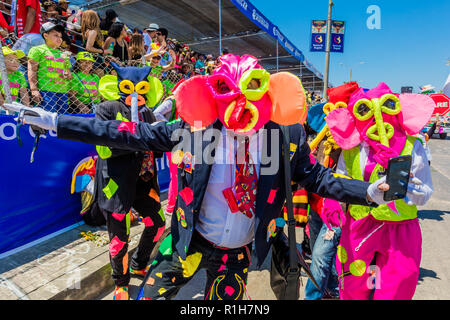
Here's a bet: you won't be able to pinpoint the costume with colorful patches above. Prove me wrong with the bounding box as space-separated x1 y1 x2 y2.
302 84 353 300
89 63 166 297
4 55 391 300
325 82 435 300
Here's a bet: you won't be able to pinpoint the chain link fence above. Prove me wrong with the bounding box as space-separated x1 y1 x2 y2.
0 36 184 116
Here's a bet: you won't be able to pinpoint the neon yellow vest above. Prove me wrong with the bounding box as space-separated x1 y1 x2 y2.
342 136 417 222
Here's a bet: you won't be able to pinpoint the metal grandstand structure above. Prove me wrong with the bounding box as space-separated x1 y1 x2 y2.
85 0 327 93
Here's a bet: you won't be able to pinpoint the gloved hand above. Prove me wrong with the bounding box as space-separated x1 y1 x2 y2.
320 198 346 229
4 102 58 132
367 175 391 205
404 176 428 206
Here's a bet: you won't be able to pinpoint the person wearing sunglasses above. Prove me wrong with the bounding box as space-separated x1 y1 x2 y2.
154 28 177 70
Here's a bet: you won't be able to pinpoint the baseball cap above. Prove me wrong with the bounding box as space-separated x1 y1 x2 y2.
157 28 168 37
40 21 65 35
2 47 25 59
145 23 159 31
76 51 95 62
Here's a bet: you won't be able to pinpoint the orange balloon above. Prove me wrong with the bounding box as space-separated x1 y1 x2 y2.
268 72 307 125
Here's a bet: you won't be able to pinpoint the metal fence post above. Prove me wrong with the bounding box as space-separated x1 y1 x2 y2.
0 43 13 114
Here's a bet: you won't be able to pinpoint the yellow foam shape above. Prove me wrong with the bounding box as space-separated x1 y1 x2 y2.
178 252 202 278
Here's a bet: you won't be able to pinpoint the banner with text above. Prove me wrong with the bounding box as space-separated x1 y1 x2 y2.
310 20 345 53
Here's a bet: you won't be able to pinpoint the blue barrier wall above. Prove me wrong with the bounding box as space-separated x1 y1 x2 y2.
0 115 170 255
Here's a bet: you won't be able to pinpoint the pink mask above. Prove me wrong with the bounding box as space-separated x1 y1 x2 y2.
327 82 436 167
173 54 308 134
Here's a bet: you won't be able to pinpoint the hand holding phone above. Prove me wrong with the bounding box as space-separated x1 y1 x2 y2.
383 155 412 202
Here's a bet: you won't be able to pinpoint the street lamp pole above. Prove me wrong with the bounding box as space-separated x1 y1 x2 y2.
322 0 334 99
340 61 365 83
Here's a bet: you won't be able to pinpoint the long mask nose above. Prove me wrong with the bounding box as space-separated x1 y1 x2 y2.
365 98 394 147
130 92 139 123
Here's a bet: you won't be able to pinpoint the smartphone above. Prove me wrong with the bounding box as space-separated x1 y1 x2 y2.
383 155 412 202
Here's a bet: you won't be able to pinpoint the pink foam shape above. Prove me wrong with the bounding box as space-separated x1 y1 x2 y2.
399 94 436 135
267 189 278 204
143 216 154 227
224 286 235 296
218 264 226 272
326 108 361 150
222 254 228 264
109 236 126 258
153 226 165 243
179 187 194 206
112 212 126 222
117 121 137 135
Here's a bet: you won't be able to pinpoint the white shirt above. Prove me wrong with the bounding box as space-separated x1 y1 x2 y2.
336 139 433 206
196 127 262 248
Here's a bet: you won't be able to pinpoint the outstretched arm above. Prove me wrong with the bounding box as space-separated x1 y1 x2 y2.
290 124 379 206
57 115 182 154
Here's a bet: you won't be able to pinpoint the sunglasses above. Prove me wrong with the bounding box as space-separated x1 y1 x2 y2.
156 32 162 36
152 56 161 60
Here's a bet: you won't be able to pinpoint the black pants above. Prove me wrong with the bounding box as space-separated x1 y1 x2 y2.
104 194 165 287
143 230 252 300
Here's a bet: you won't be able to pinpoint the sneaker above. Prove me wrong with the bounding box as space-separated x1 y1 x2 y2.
129 265 150 278
113 286 129 300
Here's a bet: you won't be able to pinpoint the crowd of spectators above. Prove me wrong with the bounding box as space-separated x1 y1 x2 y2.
0 1 221 115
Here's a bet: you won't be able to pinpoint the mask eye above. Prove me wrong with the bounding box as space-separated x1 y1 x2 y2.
207 74 240 100
380 94 401 115
247 78 261 90
383 99 396 110
358 103 371 116
119 80 134 94
353 99 373 121
239 68 270 101
214 79 231 94
135 81 150 95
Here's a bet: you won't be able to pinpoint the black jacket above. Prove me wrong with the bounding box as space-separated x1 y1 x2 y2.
57 116 372 267
93 101 160 214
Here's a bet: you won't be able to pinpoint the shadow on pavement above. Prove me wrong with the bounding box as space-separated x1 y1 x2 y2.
418 210 450 222
418 267 440 283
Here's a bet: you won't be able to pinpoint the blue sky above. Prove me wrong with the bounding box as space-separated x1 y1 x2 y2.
255 0 450 93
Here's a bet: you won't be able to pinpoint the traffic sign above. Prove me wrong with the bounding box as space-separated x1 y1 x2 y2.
430 93 450 116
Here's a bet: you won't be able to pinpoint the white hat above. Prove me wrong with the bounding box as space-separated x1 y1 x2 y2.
145 23 159 31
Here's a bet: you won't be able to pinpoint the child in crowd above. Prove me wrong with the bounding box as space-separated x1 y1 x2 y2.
27 21 72 113
68 51 101 114
0 47 30 107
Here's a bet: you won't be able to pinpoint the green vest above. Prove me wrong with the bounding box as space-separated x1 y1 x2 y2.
343 136 417 222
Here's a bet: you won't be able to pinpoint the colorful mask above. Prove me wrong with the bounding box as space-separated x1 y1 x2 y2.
173 54 308 133
98 62 164 109
327 82 436 167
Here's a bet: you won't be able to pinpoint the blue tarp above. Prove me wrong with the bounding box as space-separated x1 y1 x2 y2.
0 114 170 255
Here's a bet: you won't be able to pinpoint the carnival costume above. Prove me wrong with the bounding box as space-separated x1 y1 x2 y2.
303 83 356 299
5 55 390 300
325 82 435 300
76 63 166 299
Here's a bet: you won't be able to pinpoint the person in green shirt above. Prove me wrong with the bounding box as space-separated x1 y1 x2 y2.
27 22 72 114
69 51 102 114
0 47 30 109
